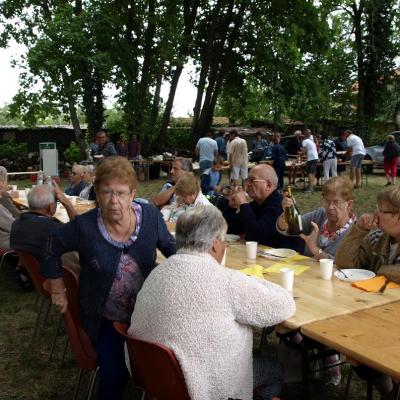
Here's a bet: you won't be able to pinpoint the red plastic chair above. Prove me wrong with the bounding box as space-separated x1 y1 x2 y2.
59 266 98 400
113 322 191 400
0 248 15 270
16 250 52 338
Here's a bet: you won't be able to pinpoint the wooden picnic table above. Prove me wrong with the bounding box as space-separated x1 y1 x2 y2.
301 301 400 380
157 241 400 331
12 190 96 223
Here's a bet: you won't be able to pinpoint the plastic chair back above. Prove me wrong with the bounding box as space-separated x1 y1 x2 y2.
113 322 191 400
61 266 97 370
16 251 49 299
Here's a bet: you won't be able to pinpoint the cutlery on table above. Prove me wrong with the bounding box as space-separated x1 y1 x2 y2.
257 251 287 259
379 279 389 294
334 266 349 279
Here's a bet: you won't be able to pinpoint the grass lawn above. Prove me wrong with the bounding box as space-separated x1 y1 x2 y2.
0 171 386 400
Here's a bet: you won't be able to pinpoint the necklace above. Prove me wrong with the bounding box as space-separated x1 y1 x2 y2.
105 208 133 243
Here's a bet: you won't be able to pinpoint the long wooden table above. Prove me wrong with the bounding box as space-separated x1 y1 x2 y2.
157 241 400 331
224 244 400 330
301 302 400 380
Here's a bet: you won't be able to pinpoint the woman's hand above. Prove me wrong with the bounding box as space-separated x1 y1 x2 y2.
300 221 320 254
51 292 68 314
356 213 377 231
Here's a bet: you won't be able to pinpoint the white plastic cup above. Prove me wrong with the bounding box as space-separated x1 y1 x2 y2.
221 248 227 266
280 268 294 291
320 259 333 280
11 185 17 191
25 188 30 197
246 241 258 260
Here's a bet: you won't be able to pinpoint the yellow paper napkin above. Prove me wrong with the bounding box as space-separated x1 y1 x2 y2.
239 265 265 279
264 263 310 276
351 275 400 292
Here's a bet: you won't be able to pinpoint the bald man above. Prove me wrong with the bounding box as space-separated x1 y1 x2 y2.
223 164 303 250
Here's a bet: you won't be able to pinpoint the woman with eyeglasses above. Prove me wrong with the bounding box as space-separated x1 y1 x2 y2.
336 187 400 400
41 156 176 400
277 176 355 260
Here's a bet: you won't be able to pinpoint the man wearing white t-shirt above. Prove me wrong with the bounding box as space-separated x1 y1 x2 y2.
302 130 318 192
195 131 218 173
344 129 366 188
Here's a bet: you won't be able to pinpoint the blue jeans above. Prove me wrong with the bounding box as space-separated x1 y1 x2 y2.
92 318 129 400
199 160 212 174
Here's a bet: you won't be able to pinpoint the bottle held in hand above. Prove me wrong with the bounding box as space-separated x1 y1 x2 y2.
285 186 303 235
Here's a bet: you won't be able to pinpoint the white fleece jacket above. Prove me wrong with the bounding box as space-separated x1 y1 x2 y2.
129 251 295 400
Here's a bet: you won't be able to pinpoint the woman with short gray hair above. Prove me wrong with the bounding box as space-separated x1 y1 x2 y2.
0 166 20 218
129 205 295 400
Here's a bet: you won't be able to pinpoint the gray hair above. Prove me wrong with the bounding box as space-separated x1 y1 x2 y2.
28 184 56 210
175 206 227 253
175 157 193 172
0 166 7 183
84 165 94 174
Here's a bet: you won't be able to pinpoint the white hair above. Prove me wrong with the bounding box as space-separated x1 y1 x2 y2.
0 166 7 183
175 206 227 253
28 184 56 210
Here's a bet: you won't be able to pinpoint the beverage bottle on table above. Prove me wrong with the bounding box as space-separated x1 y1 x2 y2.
284 185 303 235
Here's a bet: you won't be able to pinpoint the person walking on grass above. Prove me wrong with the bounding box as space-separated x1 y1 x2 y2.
302 129 318 192
383 134 400 186
344 129 366 188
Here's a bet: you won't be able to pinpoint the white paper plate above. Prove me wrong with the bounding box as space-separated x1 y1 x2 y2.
258 248 297 260
226 234 240 242
333 269 376 282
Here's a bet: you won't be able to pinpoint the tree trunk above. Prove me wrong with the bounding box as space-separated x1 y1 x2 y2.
158 0 201 149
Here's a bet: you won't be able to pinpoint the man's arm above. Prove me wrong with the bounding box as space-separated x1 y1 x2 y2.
228 270 296 327
335 223 372 269
152 184 175 208
53 181 77 220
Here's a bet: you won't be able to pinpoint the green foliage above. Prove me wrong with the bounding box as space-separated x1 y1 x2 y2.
165 127 191 151
63 141 81 164
0 141 28 159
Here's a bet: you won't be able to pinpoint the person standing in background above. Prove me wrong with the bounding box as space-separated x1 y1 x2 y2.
215 129 227 160
320 134 337 182
302 130 319 192
195 131 218 173
344 129 366 188
383 134 400 186
128 134 141 159
287 130 303 186
93 131 117 158
116 134 129 158
270 134 287 191
334 131 348 175
228 129 249 186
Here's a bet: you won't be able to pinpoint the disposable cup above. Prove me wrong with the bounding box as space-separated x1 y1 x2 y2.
280 268 294 291
246 241 258 260
221 249 227 266
320 259 333 280
11 185 17 191
25 188 30 197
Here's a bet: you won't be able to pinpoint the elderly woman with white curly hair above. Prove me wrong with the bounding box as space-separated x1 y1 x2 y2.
129 205 295 400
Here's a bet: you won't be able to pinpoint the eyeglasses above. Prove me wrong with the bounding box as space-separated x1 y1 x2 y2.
99 190 132 200
376 205 395 215
323 199 347 208
247 178 267 185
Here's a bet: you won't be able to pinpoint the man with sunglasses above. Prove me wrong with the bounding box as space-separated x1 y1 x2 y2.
64 164 85 196
223 164 302 250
